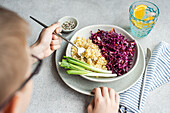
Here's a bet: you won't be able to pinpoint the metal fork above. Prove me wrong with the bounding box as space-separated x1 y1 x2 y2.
138 48 151 109
30 16 85 56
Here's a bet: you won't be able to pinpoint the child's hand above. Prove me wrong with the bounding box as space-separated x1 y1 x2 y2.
88 87 120 113
31 22 62 60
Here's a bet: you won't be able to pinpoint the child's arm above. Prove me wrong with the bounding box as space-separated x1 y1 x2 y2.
30 22 62 63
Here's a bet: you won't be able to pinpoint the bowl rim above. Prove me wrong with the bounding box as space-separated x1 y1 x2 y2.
66 24 140 82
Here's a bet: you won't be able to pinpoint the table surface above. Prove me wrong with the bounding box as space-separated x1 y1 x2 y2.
1 0 170 113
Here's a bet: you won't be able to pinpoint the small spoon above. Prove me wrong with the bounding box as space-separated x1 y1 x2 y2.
30 16 85 56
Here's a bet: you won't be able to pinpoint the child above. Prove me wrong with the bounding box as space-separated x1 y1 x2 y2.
0 7 119 113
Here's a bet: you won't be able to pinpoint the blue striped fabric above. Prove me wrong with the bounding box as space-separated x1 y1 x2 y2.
119 41 170 113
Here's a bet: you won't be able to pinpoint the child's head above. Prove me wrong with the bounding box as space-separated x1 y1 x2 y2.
0 7 33 113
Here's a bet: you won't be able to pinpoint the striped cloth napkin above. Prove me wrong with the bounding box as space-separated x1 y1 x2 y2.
119 41 170 113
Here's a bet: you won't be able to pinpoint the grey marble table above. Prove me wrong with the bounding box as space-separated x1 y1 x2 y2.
1 0 170 113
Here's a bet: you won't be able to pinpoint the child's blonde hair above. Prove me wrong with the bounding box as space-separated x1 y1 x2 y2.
0 7 30 106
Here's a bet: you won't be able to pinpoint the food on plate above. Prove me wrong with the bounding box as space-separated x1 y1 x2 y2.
71 37 108 70
60 28 136 78
90 28 136 76
59 56 116 77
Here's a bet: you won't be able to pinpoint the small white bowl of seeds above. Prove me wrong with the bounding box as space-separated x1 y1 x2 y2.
58 16 79 33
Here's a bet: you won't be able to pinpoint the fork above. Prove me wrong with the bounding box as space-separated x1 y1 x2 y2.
138 48 151 109
30 16 85 56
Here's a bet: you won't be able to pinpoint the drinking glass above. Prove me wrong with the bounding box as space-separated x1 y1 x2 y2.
129 1 159 38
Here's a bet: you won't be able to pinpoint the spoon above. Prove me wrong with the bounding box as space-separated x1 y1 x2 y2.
30 16 85 56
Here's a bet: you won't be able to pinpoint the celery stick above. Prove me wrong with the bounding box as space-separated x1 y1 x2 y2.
59 59 85 70
67 58 112 74
67 70 117 77
64 56 89 66
67 70 90 75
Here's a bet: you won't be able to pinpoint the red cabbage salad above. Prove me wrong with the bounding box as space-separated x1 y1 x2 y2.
89 28 136 76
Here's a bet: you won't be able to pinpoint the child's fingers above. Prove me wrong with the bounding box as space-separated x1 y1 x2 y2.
50 45 61 50
108 88 115 101
88 99 94 112
50 40 61 45
47 22 60 32
94 88 102 98
55 27 62 33
115 92 120 103
52 35 62 43
100 87 109 98
52 34 59 40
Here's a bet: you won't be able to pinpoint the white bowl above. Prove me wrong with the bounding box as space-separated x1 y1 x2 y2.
58 16 79 33
66 25 140 82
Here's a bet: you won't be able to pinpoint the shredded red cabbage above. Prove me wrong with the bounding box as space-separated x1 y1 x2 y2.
89 28 136 76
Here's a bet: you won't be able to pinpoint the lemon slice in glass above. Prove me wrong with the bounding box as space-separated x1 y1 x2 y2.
132 4 154 29
133 4 147 19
